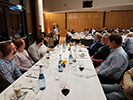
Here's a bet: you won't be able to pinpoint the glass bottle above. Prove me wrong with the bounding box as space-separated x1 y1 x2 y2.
62 42 66 52
38 65 46 90
68 49 73 64
58 54 63 72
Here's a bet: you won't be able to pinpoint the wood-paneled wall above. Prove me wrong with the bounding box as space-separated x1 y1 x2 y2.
105 11 133 29
44 11 133 37
67 12 104 32
44 13 66 37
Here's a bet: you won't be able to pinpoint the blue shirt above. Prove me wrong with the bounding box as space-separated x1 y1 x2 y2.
0 57 22 83
97 47 128 80
121 37 133 54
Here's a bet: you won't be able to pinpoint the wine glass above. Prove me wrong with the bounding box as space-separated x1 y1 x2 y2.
27 70 33 83
78 61 84 77
72 58 77 71
73 47 77 52
62 57 67 68
58 81 70 100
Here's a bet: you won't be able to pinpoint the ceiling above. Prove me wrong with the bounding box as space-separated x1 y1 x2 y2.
43 0 133 13
6 0 133 13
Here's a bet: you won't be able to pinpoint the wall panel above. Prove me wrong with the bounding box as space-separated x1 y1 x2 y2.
105 11 133 29
67 12 104 32
44 11 133 37
44 13 66 37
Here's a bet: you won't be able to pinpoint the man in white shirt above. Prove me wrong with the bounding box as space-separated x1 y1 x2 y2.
28 35 44 62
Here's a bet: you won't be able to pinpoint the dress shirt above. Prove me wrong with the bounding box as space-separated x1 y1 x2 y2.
0 57 22 83
121 37 133 54
67 32 73 37
84 31 87 35
97 46 128 80
14 50 34 71
41 44 48 54
28 42 44 62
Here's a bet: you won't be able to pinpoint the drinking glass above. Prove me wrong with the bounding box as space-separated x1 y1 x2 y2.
58 81 70 100
72 58 77 71
27 70 33 83
78 61 84 77
62 57 67 68
4 89 17 100
13 83 21 98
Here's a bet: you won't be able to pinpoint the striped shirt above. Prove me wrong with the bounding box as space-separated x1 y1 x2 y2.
0 57 22 83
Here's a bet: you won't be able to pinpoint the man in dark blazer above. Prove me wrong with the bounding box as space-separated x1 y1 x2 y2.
85 33 102 56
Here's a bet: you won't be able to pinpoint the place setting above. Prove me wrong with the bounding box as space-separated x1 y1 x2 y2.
4 83 28 100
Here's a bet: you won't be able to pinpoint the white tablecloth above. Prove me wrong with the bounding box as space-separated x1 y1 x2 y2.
0 46 106 100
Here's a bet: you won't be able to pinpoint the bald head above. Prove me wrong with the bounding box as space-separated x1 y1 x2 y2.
14 39 25 51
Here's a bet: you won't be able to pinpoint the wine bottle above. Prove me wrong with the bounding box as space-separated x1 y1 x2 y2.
68 49 73 64
58 54 63 72
38 65 46 90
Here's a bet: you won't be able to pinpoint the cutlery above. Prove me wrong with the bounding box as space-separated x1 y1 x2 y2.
17 91 28 100
25 75 37 79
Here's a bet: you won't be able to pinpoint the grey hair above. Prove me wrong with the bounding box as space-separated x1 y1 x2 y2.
128 32 133 37
102 33 111 41
95 33 102 39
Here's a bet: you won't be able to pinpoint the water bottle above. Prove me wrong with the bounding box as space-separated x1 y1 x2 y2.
38 65 46 90
69 49 73 64
58 54 63 72
62 42 66 52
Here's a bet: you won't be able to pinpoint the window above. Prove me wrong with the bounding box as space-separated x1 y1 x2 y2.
0 7 10 42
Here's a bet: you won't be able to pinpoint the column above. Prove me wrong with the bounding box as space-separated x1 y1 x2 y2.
37 0 44 32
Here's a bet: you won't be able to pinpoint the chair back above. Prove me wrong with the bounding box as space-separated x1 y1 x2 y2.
0 75 10 93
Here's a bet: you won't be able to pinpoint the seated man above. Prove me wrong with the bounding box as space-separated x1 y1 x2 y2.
66 29 73 43
14 39 34 73
85 33 102 56
28 35 44 62
91 33 110 68
97 34 128 84
121 32 133 59
102 67 133 100
0 42 22 84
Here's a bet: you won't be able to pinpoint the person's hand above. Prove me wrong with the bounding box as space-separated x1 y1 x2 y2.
95 66 99 71
84 46 89 48
41 54 44 57
90 56 93 59
90 56 94 61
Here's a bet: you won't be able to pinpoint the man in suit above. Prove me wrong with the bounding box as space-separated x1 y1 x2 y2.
85 33 102 56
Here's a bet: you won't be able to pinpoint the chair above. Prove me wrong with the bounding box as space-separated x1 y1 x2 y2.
0 75 10 93
81 39 94 46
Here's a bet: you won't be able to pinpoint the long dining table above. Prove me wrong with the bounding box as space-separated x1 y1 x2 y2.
0 45 107 100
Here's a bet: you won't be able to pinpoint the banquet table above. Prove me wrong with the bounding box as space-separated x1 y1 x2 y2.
0 45 106 100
